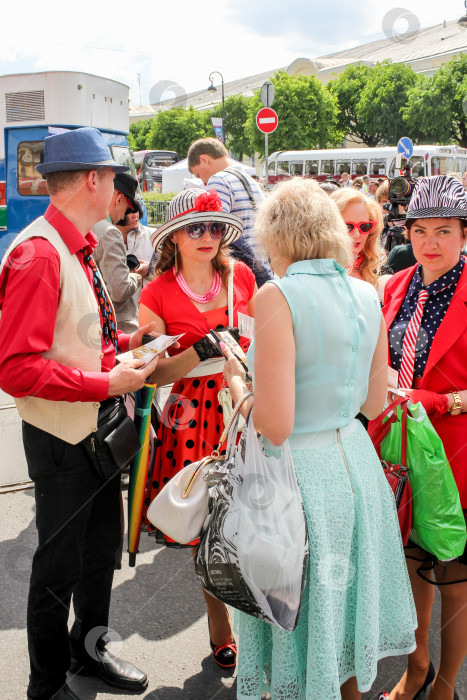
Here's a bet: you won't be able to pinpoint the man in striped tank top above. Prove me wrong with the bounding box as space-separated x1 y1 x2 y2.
187 138 271 286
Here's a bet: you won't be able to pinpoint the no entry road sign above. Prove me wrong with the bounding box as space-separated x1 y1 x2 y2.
256 107 278 134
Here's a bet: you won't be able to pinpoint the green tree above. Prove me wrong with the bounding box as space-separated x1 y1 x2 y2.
357 61 423 146
128 118 153 151
209 94 252 160
145 106 212 157
328 64 379 146
245 71 342 157
403 54 467 147
329 60 422 146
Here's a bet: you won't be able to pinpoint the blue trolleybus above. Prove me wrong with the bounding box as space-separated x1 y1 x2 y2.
0 70 143 258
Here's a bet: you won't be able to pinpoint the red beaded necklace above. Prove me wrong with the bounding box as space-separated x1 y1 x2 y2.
353 251 364 272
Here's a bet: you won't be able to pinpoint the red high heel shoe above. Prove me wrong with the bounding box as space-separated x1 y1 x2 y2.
209 638 237 668
208 619 237 668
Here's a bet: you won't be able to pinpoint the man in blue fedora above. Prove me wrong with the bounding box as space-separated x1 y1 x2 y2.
0 127 157 699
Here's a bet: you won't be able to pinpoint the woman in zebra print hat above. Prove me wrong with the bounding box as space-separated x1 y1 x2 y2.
379 175 467 700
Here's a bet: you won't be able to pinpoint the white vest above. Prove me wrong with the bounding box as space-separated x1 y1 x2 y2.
0 217 104 444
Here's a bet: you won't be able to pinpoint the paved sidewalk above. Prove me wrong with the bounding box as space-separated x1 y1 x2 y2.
1 484 466 700
0 389 29 489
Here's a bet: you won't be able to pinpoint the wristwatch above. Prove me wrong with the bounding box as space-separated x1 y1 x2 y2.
449 391 463 415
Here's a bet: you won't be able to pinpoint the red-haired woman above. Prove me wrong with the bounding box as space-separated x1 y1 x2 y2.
331 188 390 302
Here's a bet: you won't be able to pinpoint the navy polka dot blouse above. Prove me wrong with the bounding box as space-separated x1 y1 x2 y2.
389 257 464 378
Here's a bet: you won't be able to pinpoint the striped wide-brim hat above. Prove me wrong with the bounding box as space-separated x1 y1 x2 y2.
406 175 467 224
150 188 243 252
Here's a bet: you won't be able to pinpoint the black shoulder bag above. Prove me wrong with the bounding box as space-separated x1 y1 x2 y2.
81 397 141 480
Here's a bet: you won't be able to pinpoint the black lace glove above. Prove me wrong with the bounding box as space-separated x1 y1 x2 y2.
193 335 222 361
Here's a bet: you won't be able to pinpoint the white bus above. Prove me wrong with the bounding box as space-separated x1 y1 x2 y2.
267 145 467 183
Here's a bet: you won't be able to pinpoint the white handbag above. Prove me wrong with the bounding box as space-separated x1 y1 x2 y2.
146 391 253 544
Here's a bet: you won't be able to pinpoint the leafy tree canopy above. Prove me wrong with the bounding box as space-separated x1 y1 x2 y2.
357 61 423 146
128 118 153 151
328 64 377 146
145 106 212 158
329 60 423 146
210 94 252 160
245 71 342 157
403 54 467 147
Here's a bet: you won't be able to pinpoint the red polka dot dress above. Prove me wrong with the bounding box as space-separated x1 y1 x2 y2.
140 261 255 542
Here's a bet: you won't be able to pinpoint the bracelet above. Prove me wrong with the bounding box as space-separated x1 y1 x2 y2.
449 391 463 415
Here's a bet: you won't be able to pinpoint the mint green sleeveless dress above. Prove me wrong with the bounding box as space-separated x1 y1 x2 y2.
236 260 417 700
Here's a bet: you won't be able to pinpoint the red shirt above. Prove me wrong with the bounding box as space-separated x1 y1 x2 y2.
0 204 130 402
140 261 255 354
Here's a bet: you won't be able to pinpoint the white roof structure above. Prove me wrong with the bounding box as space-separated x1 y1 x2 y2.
130 67 280 121
322 20 467 69
130 19 467 123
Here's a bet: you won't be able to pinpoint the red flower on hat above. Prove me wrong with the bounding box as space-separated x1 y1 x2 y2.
193 190 223 213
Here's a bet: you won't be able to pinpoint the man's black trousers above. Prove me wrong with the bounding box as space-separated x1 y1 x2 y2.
23 421 122 700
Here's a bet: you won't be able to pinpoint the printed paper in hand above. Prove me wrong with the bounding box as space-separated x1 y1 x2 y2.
210 330 247 361
117 334 184 367
387 366 399 390
387 366 407 397
238 312 255 340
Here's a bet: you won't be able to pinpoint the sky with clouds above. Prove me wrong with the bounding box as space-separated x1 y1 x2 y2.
1 0 465 107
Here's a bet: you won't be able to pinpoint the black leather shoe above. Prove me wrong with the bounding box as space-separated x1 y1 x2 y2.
378 661 436 700
69 648 148 692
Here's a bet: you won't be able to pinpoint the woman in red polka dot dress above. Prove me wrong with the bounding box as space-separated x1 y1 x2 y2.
139 189 256 667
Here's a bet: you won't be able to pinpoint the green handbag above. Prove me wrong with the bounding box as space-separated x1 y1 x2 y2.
381 400 467 561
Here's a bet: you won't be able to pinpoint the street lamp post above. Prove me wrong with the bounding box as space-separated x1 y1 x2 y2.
459 0 467 28
207 71 225 143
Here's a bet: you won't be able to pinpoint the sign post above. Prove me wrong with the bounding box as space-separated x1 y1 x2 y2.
266 133 268 189
396 136 414 172
256 105 278 189
211 117 223 143
260 80 275 109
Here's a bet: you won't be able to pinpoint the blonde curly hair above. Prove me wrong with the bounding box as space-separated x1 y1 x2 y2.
254 177 353 269
330 188 386 287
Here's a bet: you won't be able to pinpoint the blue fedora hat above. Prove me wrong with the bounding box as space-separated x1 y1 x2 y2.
36 127 129 175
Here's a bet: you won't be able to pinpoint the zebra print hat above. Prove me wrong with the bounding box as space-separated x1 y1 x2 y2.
406 175 467 225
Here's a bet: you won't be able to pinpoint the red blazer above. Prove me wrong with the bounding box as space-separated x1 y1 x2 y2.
383 262 467 508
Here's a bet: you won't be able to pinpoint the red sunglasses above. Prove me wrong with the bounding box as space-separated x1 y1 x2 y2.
345 220 377 234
